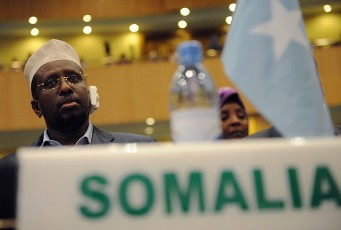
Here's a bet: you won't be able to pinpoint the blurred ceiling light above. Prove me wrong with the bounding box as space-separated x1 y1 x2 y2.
323 5 332 13
178 20 187 29
180 7 190 16
30 28 39 36
83 15 92 22
28 16 38 25
83 26 92 34
145 117 155 126
314 38 331 46
225 16 233 25
144 127 154 135
129 24 139 32
206 49 217 57
229 3 237 12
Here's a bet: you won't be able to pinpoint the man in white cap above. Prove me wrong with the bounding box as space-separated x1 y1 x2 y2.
0 39 155 223
27 39 155 145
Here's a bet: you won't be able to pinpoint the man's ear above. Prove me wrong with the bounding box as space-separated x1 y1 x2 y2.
31 99 42 117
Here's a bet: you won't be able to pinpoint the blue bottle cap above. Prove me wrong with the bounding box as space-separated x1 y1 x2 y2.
177 40 203 65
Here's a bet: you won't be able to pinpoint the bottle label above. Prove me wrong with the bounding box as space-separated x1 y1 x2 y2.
170 108 221 142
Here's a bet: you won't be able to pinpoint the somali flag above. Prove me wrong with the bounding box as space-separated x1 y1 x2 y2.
221 0 334 137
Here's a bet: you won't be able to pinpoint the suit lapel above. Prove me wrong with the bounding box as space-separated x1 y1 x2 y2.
91 126 115 144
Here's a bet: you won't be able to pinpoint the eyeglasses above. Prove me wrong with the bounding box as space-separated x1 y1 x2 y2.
37 72 85 92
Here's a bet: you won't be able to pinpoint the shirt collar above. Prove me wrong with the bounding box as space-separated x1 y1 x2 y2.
41 122 93 147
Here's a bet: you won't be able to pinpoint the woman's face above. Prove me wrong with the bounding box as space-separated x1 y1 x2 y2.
220 102 249 139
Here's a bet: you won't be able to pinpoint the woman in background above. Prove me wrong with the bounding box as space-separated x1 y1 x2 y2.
217 87 249 139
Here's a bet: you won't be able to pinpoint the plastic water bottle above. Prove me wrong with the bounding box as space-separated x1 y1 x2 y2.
169 40 221 142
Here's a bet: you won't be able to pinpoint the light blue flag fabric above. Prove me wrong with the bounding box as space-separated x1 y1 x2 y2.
221 0 334 137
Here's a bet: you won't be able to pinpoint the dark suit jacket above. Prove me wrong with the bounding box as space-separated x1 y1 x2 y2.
0 126 155 222
247 125 341 138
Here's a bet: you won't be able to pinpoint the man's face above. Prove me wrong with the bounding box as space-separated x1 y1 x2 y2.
31 60 90 131
220 102 249 139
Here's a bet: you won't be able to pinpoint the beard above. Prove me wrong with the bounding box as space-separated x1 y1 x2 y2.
49 107 90 132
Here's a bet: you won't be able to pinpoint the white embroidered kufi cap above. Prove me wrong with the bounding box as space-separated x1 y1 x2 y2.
24 39 81 86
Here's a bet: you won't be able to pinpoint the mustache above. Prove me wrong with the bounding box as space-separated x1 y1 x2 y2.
58 97 81 107
229 130 245 137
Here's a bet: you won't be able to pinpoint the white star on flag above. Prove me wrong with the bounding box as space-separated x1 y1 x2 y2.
250 0 308 60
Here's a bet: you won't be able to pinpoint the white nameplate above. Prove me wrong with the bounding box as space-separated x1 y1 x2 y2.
17 138 341 229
